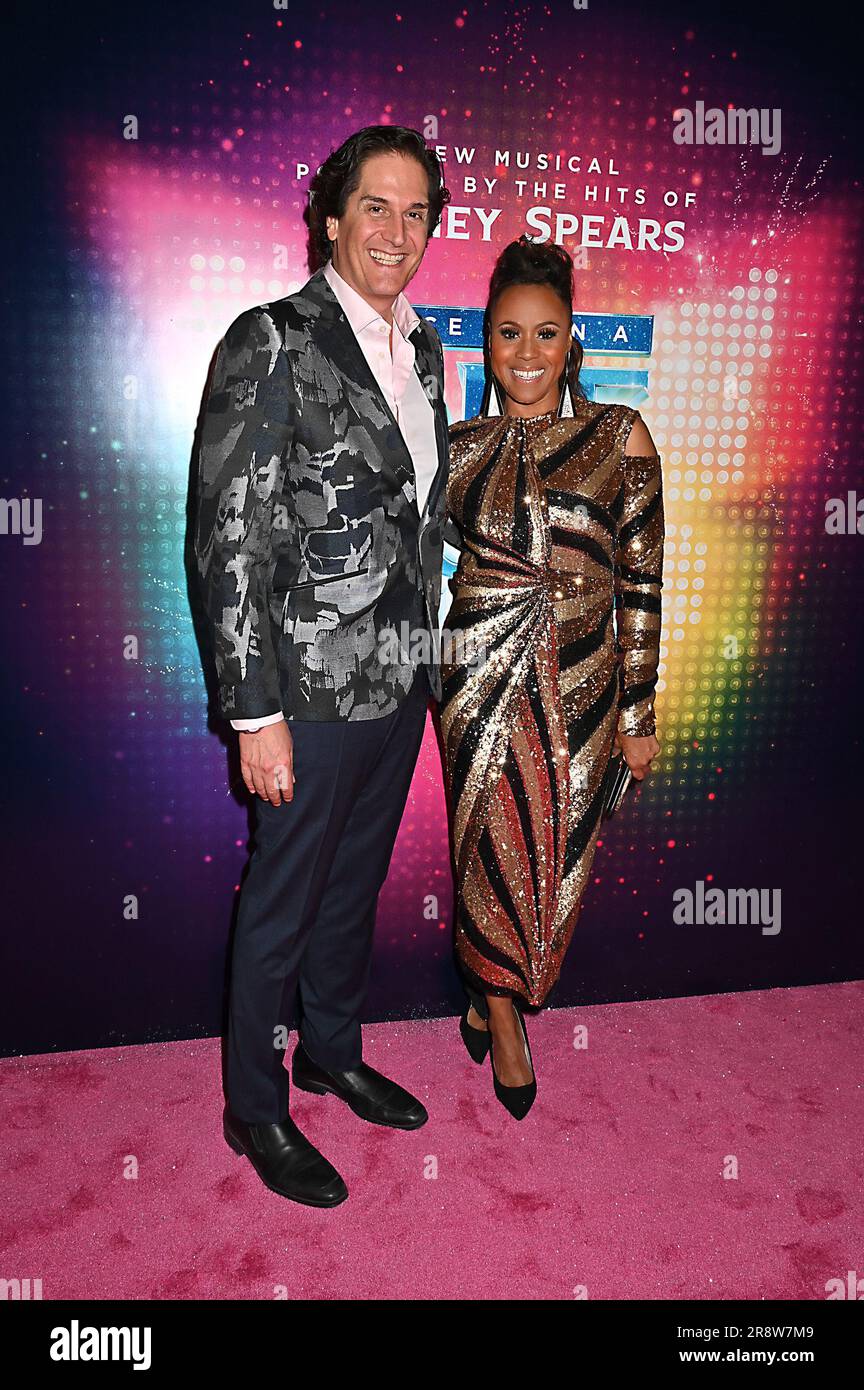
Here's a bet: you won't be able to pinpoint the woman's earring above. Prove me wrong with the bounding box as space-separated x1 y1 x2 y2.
557 348 576 419
480 374 506 417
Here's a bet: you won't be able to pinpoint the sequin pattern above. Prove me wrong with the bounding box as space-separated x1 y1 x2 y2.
440 401 665 1006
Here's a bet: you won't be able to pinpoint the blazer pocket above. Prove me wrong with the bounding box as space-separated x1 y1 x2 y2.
272 564 369 594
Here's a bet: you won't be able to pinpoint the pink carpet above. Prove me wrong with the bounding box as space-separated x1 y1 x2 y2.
2 983 862 1300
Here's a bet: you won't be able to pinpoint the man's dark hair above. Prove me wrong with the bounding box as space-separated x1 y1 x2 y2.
304 125 450 271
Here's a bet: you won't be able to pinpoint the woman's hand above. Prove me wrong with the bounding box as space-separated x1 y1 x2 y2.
612 731 660 781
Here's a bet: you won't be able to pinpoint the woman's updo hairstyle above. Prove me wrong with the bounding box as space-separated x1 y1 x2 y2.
483 234 585 404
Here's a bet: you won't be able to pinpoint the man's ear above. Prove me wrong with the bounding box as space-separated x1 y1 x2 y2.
326 216 338 243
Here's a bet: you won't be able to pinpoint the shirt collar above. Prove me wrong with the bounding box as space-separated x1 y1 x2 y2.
324 259 420 342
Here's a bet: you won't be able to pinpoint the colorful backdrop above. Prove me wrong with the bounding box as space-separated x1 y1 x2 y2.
3 0 863 1055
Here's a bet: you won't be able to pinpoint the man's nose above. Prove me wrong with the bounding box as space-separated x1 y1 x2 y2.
382 212 408 246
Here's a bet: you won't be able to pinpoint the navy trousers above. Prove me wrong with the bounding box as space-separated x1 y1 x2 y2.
226 664 431 1124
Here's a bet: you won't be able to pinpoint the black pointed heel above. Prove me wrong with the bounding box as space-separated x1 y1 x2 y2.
489 1002 536 1120
459 1007 491 1064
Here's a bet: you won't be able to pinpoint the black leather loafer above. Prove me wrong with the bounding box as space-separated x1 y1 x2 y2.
223 1107 348 1207
291 1043 428 1130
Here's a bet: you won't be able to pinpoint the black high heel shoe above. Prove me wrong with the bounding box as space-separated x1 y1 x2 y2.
459 1006 491 1064
489 1001 536 1120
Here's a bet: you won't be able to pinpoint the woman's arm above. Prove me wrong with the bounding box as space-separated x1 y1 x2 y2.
614 412 665 744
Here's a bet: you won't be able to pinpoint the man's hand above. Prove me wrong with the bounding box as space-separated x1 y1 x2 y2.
612 731 660 781
238 721 295 805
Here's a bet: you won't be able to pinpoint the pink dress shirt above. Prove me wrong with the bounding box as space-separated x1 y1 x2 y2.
232 260 439 731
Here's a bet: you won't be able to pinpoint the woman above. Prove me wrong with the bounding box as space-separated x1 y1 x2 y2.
439 236 664 1118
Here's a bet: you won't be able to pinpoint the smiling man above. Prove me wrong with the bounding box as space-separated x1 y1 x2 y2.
193 127 450 1207
327 155 430 315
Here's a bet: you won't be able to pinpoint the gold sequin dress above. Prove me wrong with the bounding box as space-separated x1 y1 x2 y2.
440 400 664 1008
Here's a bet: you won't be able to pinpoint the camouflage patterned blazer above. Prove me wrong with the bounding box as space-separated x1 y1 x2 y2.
193 266 449 722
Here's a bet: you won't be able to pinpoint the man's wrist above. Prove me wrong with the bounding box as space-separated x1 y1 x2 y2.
231 712 286 733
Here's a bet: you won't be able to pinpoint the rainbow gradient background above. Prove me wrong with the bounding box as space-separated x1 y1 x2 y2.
3 0 863 1055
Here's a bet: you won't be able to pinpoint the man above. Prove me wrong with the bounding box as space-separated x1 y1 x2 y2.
193 126 451 1207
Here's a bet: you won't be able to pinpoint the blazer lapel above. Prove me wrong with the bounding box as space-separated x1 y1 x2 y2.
409 322 449 523
307 272 420 515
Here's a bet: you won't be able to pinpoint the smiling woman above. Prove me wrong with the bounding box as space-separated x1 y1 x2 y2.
488 283 575 418
439 235 664 1118
482 234 586 418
